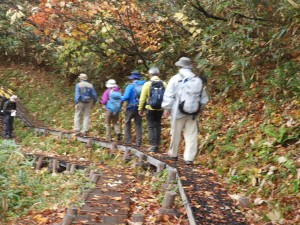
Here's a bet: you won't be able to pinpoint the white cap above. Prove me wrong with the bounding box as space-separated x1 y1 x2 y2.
10 95 18 101
105 79 117 88
78 73 88 80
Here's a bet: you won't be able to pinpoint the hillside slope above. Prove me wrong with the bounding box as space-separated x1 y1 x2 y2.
0 62 299 224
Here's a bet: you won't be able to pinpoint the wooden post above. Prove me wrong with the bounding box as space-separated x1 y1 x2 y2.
66 163 71 171
52 159 58 174
35 156 44 170
58 131 63 139
138 153 146 163
47 158 53 173
158 191 178 217
156 162 166 173
89 170 95 179
61 214 75 225
123 149 131 162
162 191 176 209
86 138 93 148
32 155 39 168
34 129 39 136
90 173 101 184
81 190 92 200
43 129 49 136
167 169 177 184
110 142 117 157
70 164 76 173
132 214 144 223
66 207 78 216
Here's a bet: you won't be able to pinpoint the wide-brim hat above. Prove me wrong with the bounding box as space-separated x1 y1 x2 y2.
128 71 141 80
78 73 88 80
106 79 117 88
175 57 193 69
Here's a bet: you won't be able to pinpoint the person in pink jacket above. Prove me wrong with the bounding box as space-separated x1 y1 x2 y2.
100 79 122 141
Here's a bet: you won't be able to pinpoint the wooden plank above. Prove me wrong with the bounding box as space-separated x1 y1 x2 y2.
177 179 197 225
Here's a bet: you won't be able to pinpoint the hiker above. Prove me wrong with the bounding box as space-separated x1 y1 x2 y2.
138 67 166 152
162 57 209 165
100 79 122 141
2 95 18 139
121 71 145 147
74 73 97 136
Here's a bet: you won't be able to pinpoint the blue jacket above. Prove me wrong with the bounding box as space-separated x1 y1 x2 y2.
121 80 145 110
74 81 97 104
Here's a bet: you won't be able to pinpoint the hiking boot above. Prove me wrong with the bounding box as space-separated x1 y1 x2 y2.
117 133 122 141
75 131 81 136
148 146 158 152
167 151 177 160
82 131 88 137
185 161 193 165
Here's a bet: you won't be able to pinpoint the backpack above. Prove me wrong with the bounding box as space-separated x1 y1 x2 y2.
178 76 205 116
106 90 122 114
0 96 8 116
132 83 143 106
79 83 93 103
148 81 165 109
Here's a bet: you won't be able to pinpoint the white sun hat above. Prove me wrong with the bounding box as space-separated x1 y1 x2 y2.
105 79 117 88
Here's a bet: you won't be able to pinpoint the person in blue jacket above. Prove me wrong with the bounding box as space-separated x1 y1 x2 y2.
74 73 97 136
121 71 145 147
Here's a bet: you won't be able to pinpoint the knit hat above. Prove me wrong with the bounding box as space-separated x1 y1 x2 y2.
128 71 141 80
175 57 193 69
106 79 117 88
78 73 88 80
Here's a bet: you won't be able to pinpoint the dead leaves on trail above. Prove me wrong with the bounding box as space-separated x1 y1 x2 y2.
15 209 65 225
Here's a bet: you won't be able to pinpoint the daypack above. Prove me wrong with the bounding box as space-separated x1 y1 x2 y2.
178 76 205 116
106 90 122 114
148 81 165 109
132 83 143 106
79 83 93 103
0 96 8 116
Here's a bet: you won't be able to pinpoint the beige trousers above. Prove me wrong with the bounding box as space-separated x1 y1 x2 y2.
169 116 198 162
74 102 92 132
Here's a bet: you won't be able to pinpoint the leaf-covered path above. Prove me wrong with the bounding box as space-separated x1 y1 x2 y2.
0 96 247 224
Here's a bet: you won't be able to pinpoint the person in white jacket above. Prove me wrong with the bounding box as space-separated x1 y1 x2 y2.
162 57 209 165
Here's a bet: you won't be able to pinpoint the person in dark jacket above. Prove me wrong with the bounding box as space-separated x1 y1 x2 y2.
2 95 17 139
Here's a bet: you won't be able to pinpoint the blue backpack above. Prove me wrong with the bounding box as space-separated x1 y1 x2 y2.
106 90 122 114
132 83 143 106
80 85 93 103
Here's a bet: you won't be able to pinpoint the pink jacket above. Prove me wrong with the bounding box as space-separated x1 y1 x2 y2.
99 86 122 105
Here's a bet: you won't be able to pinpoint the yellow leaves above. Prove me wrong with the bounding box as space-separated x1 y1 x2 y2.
174 12 185 20
6 8 25 25
33 214 48 223
43 191 51 196
87 9 97 17
174 11 202 37
111 196 122 201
